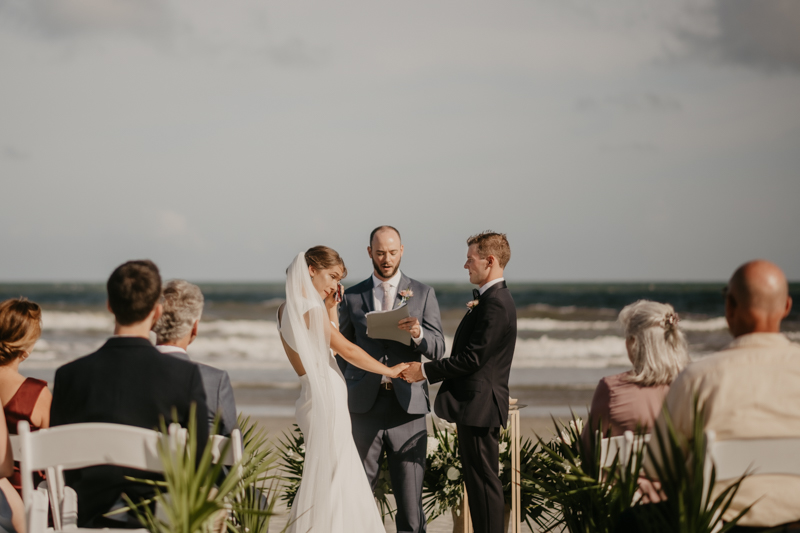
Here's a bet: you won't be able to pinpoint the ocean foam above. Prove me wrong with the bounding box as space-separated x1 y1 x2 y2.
511 335 628 368
678 317 728 331
33 311 733 371
517 319 617 331
42 311 113 331
518 317 728 332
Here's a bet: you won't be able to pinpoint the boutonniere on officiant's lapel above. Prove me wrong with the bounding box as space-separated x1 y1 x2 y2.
398 287 414 305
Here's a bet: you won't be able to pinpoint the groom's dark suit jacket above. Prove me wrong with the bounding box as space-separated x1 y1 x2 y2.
50 337 208 527
425 281 516 428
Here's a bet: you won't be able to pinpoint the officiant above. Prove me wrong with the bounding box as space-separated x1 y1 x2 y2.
337 225 445 533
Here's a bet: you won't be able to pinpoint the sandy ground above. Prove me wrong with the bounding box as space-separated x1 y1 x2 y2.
234 384 593 532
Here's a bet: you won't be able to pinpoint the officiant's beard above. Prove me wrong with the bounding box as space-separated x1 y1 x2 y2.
372 257 401 280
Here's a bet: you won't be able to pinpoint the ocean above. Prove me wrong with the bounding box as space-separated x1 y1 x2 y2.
3 282 799 390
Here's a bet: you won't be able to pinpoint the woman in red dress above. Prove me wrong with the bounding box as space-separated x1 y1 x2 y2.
0 298 53 533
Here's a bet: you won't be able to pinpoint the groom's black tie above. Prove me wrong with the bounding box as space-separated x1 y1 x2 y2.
473 289 480 300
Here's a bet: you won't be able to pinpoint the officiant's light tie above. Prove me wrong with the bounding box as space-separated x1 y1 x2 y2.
382 282 393 311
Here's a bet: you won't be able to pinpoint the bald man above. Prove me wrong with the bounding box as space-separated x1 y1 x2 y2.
652 260 799 530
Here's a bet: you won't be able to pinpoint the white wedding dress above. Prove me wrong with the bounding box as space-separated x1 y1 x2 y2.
279 252 385 533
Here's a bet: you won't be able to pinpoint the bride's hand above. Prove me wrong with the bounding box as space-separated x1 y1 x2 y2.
384 363 409 379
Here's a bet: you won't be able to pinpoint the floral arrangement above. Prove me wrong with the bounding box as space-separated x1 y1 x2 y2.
422 420 550 529
277 424 396 520
421 422 465 521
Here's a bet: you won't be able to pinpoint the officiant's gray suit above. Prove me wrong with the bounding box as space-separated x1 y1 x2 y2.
338 272 445 533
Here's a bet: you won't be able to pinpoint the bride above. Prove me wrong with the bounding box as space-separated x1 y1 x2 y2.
277 246 408 533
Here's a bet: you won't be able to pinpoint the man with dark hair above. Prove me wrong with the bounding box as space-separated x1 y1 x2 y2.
337 225 445 533
50 260 208 528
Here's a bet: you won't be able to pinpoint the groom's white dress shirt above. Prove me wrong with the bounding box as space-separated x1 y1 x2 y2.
421 277 505 380
373 271 422 383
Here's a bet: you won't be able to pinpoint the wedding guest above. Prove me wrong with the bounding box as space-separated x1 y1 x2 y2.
0 408 22 533
0 299 52 500
50 260 208 529
650 260 800 530
153 280 237 436
583 300 689 442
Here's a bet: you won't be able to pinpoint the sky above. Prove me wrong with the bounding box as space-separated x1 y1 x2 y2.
1 0 799 283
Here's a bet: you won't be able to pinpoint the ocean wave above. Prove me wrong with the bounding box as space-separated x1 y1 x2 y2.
512 335 628 368
199 320 280 338
43 310 729 335
517 319 617 331
42 311 113 331
32 311 728 371
517 316 728 332
678 317 728 331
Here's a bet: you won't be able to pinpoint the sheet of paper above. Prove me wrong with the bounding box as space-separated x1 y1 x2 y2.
366 303 411 343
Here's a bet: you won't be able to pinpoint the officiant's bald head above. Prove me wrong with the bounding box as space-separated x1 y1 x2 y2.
369 225 401 247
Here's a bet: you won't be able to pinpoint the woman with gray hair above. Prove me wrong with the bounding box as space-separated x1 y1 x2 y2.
584 300 690 440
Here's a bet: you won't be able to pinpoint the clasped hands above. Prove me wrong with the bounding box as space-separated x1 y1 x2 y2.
386 362 425 383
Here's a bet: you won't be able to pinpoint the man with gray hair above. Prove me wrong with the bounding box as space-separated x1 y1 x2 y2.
153 280 238 436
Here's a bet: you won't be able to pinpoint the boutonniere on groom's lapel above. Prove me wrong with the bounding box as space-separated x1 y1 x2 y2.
466 288 480 312
399 287 414 305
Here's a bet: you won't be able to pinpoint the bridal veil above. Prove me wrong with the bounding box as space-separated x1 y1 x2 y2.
281 252 339 526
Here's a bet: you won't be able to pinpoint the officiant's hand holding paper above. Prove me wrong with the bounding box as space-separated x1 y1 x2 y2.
401 362 425 383
397 316 421 339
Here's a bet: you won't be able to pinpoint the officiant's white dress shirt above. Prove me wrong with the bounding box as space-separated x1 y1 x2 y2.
421 277 505 380
373 271 422 383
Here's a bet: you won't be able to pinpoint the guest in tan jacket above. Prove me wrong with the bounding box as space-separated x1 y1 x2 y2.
653 260 799 530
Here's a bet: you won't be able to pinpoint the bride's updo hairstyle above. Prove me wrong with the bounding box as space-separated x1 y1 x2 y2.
619 299 689 387
0 298 42 365
305 246 348 279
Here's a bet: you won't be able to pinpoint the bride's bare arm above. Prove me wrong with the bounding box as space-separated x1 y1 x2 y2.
329 327 408 378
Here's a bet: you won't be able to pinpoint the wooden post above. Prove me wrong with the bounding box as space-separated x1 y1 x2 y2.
509 406 521 533
459 486 473 533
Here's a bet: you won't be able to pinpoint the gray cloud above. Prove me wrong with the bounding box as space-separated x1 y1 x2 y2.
0 0 172 41
266 38 327 68
2 146 26 161
576 93 682 113
681 0 800 72
598 142 658 153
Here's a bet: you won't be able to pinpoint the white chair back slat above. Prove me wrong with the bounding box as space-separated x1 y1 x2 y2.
705 430 800 481
209 429 244 466
600 434 628 469
19 421 185 533
601 431 650 480
22 424 165 472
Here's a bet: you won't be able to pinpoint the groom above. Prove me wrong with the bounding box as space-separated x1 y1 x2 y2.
338 225 445 533
402 231 516 533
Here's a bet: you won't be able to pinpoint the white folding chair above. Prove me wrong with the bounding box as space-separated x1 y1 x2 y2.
601 431 650 480
209 429 243 466
18 421 184 533
702 429 800 501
